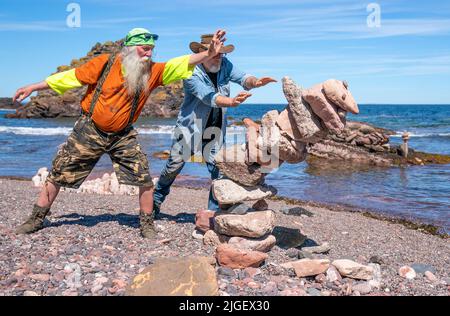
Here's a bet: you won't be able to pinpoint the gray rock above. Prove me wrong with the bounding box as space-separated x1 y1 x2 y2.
302 242 331 254
212 179 277 204
273 226 307 249
307 287 322 296
280 206 313 217
286 248 299 258
410 263 436 275
217 267 236 278
369 255 385 265
222 203 251 215
298 251 315 260
352 282 372 295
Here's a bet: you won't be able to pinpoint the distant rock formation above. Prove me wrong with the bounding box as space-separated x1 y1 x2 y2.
0 98 21 109
5 40 184 119
307 120 450 167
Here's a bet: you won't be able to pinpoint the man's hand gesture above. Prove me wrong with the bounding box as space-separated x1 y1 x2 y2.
13 85 34 103
254 77 277 88
208 29 226 58
231 91 252 107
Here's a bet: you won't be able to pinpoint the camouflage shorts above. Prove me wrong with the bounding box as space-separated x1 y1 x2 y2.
47 116 153 189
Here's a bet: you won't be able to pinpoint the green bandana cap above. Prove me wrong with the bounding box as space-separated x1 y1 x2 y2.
124 28 158 47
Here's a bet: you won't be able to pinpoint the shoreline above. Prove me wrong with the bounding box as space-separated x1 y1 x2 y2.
2 175 448 238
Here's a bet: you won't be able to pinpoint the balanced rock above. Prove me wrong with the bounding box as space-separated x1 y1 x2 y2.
332 259 374 280
278 134 307 163
215 144 265 186
282 77 327 143
302 83 345 133
260 110 281 151
214 211 276 238
195 210 216 233
203 230 230 247
216 244 268 269
212 179 277 204
126 257 218 296
228 235 276 253
322 79 359 114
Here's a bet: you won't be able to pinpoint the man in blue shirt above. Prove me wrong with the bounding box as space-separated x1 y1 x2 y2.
153 34 276 215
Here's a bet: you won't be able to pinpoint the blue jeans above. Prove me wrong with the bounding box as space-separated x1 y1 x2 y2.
153 140 221 212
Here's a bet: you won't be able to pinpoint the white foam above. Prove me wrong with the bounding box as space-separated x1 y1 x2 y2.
0 124 248 136
0 126 72 136
392 132 450 138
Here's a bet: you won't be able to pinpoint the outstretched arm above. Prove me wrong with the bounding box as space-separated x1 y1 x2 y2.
244 76 278 90
188 29 226 66
215 92 252 108
13 81 49 103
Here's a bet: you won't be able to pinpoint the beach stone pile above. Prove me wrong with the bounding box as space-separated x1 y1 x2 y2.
31 168 155 196
195 77 360 270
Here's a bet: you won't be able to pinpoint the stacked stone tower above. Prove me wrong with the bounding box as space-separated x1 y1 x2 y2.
193 77 359 269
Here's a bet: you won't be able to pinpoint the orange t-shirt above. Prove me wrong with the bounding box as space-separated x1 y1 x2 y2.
75 54 165 132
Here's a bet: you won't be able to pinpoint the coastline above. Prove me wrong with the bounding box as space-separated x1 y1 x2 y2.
2 175 448 238
0 178 448 296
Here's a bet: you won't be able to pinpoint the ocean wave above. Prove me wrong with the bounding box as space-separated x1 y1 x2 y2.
0 125 248 136
392 132 450 138
0 126 72 136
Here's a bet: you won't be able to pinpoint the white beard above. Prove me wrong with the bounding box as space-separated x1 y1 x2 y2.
206 63 221 73
121 47 151 95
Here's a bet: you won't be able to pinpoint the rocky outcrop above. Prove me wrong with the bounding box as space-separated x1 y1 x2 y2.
307 120 450 167
0 98 21 109
6 40 184 119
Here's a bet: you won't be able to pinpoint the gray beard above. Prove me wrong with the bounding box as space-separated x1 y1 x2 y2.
121 47 151 95
206 63 221 73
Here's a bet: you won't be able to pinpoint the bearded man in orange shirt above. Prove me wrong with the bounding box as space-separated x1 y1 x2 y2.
13 28 227 238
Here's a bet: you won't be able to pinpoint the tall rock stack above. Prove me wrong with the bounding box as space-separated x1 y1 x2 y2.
194 77 360 269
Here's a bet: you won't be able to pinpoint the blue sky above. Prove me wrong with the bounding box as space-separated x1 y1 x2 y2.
1 0 450 104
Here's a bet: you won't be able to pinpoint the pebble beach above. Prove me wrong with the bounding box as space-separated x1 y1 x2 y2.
0 178 448 296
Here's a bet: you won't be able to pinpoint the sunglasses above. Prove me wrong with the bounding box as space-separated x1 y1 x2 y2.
140 33 159 41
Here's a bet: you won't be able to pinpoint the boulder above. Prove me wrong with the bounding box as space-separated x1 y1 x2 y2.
203 230 230 247
214 210 276 238
212 179 277 204
332 259 374 280
126 257 218 296
282 77 327 143
215 144 266 186
272 226 307 249
228 235 276 253
278 134 307 163
216 244 268 269
322 79 359 114
290 259 330 278
195 210 216 233
302 83 345 133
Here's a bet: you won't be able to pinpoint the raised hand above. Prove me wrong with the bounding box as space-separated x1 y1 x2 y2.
208 29 226 58
254 77 277 88
231 91 252 107
13 85 34 103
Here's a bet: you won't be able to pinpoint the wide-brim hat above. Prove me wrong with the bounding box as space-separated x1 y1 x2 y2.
189 34 235 54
